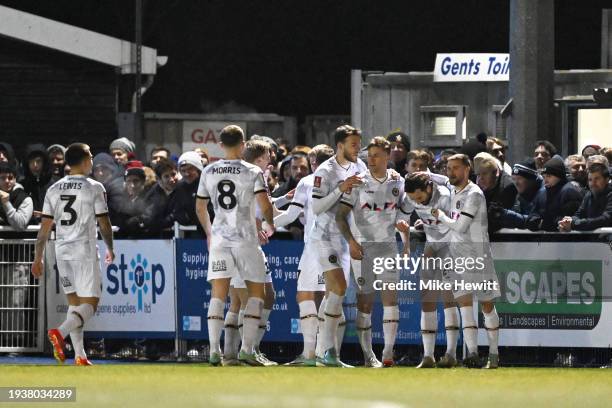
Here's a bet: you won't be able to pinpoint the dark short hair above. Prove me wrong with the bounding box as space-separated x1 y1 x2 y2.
151 146 170 157
589 163 610 178
291 151 308 162
447 153 471 168
65 143 91 167
308 144 334 166
366 136 391 154
219 125 245 147
405 173 431 193
153 157 177 179
535 140 557 156
333 125 361 146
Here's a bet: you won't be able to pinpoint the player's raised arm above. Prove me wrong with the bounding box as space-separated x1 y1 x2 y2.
436 192 481 234
31 216 54 278
256 190 275 234
274 178 307 228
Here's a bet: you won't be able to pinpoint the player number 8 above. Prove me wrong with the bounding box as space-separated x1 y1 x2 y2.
217 180 237 210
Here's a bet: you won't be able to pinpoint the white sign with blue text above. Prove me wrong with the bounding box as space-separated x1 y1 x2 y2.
434 53 510 82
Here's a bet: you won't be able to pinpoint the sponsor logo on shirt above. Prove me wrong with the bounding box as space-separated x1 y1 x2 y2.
314 176 322 188
212 260 227 272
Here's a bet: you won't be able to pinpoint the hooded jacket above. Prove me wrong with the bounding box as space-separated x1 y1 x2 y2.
0 182 33 230
20 144 53 212
571 184 612 230
527 178 583 231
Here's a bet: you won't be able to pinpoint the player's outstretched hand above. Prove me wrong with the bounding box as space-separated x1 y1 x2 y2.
31 260 43 278
285 188 296 201
414 219 424 230
258 230 270 245
395 220 410 233
339 175 363 193
389 169 401 180
105 249 115 264
349 239 363 260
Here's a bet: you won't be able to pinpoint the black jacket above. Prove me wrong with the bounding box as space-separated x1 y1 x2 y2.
571 184 612 231
527 179 583 231
484 171 518 233
142 184 176 235
20 144 53 212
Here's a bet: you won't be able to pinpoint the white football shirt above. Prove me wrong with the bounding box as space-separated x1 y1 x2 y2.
42 175 108 261
197 159 267 248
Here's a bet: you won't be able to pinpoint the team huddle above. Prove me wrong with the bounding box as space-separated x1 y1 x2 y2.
33 125 501 369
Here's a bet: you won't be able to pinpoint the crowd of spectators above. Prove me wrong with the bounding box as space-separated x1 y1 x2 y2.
0 131 611 236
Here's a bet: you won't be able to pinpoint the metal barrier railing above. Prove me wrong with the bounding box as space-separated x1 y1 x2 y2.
0 238 44 352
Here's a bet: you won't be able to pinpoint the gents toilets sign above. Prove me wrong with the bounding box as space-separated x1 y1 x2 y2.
434 53 510 82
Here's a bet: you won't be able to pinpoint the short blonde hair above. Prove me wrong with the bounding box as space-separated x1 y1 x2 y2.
474 152 500 174
243 139 270 163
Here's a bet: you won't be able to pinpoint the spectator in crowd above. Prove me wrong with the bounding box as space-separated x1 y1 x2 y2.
405 149 431 176
0 142 16 166
150 146 171 167
559 163 612 231
486 137 512 175
534 140 557 171
142 158 179 235
460 132 487 161
386 131 411 177
291 145 312 155
495 161 543 229
581 144 600 160
114 161 149 238
47 144 66 183
0 162 33 230
433 149 457 175
277 155 292 186
587 154 610 170
143 166 157 192
276 138 291 162
194 148 209 167
600 147 612 166
109 137 136 168
170 151 204 233
565 154 588 196
473 152 517 233
527 156 583 231
93 152 125 226
20 144 52 213
272 152 310 199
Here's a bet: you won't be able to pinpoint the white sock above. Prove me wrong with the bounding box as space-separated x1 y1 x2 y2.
241 297 263 354
421 311 437 358
299 300 318 359
483 307 500 355
58 303 94 338
256 308 272 351
223 311 239 359
444 307 460 358
315 296 327 357
322 292 343 352
68 305 86 359
382 305 399 360
207 298 225 355
356 311 373 358
238 309 245 339
336 309 346 354
460 306 478 355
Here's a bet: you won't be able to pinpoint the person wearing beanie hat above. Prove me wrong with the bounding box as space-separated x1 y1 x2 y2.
0 161 33 230
166 150 205 235
178 151 204 175
493 161 543 229
47 144 66 181
20 143 53 214
92 152 125 227
385 130 410 177
526 156 583 231
109 137 136 167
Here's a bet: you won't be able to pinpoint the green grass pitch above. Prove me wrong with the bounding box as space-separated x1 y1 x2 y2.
2 365 612 408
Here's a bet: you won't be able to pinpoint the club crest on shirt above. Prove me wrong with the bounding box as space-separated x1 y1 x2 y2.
357 277 366 286
392 187 399 197
314 176 322 188
456 201 462 209
328 255 338 264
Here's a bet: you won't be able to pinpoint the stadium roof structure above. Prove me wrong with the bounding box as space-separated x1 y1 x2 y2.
0 5 167 75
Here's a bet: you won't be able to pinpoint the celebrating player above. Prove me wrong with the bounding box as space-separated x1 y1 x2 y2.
31 143 115 366
275 144 334 366
195 125 275 366
310 125 366 367
428 154 501 369
336 137 408 367
400 173 460 368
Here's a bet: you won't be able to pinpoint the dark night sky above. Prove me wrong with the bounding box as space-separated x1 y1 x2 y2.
1 0 611 116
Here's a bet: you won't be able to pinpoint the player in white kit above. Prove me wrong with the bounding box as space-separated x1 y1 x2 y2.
336 137 408 368
428 154 501 369
195 125 275 366
275 145 334 366
223 139 278 366
31 143 115 366
399 173 460 368
311 125 366 367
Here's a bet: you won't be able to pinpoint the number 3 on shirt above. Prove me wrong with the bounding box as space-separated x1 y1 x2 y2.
60 195 77 226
